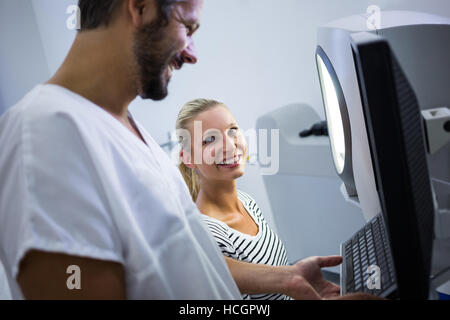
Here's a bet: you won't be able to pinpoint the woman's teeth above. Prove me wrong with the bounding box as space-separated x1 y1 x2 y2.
218 155 242 165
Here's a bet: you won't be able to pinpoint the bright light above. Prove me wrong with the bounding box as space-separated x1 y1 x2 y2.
316 54 346 174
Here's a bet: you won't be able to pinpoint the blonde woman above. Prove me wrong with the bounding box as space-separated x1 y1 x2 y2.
175 98 343 300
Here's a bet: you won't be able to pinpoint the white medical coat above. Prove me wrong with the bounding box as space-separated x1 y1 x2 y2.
0 84 241 300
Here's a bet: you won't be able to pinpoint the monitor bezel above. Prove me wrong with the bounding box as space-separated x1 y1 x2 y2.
351 32 434 299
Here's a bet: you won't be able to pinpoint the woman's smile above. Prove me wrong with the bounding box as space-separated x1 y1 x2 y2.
217 154 243 168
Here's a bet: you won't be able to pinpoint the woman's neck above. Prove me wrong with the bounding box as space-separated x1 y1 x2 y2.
196 180 240 218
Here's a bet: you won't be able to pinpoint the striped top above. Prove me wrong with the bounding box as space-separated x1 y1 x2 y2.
202 190 290 300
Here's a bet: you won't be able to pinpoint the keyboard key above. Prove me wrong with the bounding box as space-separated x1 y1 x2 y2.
346 256 354 284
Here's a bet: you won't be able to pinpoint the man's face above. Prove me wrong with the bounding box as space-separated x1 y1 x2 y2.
133 0 202 100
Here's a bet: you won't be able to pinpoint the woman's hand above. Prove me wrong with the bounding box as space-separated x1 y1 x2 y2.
225 256 382 300
286 256 342 299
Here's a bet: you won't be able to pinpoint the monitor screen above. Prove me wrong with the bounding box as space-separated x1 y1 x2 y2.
316 46 356 196
316 53 346 174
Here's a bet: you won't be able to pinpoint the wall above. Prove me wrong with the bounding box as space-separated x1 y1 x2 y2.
0 0 49 114
30 0 77 75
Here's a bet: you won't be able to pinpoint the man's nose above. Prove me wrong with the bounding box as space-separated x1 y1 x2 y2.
182 38 198 64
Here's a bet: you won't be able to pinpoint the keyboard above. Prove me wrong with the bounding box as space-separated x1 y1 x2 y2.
341 214 397 297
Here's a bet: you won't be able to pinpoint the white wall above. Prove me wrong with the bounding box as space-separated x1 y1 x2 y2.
0 0 50 114
1 0 449 258
31 0 77 75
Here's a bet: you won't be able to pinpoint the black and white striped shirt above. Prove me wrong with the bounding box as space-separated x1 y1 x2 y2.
202 190 290 300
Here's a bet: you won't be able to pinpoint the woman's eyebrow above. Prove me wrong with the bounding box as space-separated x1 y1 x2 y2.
203 129 220 136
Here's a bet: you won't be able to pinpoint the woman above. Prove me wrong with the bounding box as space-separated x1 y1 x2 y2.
175 98 342 300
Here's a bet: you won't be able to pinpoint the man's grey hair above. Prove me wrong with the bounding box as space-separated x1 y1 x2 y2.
78 0 185 31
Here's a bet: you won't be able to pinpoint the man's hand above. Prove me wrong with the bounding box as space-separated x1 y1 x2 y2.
287 256 342 299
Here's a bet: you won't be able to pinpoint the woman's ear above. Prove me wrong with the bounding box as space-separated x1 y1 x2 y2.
180 149 196 169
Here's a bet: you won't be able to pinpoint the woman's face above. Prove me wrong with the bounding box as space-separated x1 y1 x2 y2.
182 105 247 183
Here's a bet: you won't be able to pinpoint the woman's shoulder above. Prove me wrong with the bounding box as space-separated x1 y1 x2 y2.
200 214 236 250
238 190 260 212
237 190 263 220
201 214 230 233
237 190 257 206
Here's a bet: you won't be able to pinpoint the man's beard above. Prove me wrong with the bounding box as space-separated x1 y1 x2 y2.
132 20 179 101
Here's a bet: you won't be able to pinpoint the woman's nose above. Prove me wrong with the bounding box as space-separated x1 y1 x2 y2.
223 134 237 157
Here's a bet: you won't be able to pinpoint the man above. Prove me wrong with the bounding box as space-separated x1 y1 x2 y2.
0 0 372 300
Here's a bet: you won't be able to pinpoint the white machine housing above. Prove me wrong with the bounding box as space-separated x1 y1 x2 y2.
257 11 450 270
317 11 450 224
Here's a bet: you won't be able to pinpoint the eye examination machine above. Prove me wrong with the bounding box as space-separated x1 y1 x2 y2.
258 11 450 299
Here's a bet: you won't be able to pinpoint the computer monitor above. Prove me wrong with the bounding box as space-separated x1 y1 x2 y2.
349 32 434 299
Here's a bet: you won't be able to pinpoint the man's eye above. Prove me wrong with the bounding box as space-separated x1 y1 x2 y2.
203 136 215 145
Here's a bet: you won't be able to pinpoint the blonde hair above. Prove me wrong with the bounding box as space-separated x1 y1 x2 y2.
176 98 225 202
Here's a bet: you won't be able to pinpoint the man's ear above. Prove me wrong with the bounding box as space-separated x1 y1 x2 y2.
180 149 196 169
127 0 157 27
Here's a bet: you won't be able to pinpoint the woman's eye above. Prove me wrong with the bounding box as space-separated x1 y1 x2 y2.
228 127 239 136
203 136 215 145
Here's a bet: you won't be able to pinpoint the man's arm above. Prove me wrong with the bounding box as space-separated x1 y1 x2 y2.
17 250 126 300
